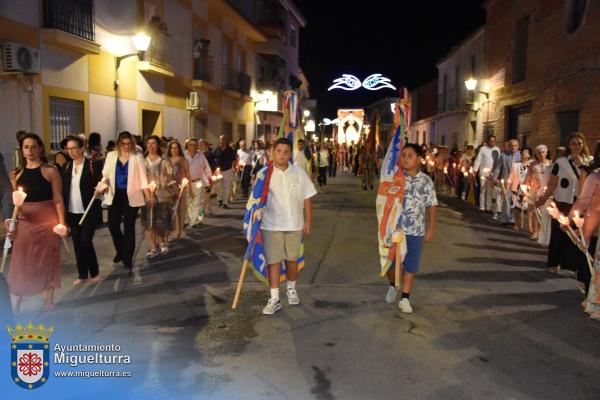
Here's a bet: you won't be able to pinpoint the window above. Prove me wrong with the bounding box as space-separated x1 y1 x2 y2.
470 54 476 76
238 123 246 140
512 16 530 83
454 64 460 107
422 130 427 145
566 0 587 34
223 121 233 142
49 96 84 151
557 110 580 145
507 103 532 148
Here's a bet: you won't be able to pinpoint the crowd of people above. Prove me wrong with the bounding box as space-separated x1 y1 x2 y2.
421 132 600 319
3 130 284 312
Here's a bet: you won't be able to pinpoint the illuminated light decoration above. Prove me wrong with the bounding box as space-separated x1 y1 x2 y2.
328 74 396 91
328 74 362 91
361 74 396 91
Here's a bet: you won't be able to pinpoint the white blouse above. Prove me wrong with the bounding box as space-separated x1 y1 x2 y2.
69 161 85 214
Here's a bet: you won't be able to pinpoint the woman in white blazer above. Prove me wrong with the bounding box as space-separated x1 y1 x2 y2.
101 131 149 269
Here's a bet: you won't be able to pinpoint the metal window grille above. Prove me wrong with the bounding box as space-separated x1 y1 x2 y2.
49 96 84 151
43 0 95 42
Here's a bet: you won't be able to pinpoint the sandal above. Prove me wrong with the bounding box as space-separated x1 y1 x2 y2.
146 249 159 259
42 303 56 312
90 276 102 285
72 279 83 286
160 245 169 255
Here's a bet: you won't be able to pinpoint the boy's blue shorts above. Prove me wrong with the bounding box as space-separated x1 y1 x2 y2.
393 234 424 273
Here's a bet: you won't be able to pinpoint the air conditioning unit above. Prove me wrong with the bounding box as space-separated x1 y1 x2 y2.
2 42 40 74
186 91 199 110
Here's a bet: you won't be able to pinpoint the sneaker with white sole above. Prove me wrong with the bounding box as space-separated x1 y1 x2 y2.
385 286 397 304
399 298 413 314
287 288 300 305
262 298 282 315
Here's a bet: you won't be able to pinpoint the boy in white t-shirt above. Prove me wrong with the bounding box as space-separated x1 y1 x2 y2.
261 138 317 315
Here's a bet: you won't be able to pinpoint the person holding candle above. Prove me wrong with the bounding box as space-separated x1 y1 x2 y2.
569 143 600 297
473 135 501 214
508 147 532 232
213 135 237 209
6 133 66 312
536 132 592 277
493 139 521 224
101 131 150 269
185 138 212 225
143 136 177 257
237 139 252 198
167 140 191 239
62 135 103 285
527 144 553 244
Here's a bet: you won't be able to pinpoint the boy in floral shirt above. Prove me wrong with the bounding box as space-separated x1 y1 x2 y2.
386 143 438 313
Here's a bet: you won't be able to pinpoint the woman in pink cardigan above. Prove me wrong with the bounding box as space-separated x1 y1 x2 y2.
99 131 149 269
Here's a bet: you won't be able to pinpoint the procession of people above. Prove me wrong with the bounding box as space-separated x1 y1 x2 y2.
2 126 600 324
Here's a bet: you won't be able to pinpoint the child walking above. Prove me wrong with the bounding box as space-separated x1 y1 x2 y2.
261 138 317 315
385 143 437 313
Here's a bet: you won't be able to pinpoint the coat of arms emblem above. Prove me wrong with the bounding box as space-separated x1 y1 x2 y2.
8 322 53 390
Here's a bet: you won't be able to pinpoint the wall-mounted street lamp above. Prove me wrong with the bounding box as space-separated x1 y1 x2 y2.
464 78 489 104
116 32 152 69
303 109 311 117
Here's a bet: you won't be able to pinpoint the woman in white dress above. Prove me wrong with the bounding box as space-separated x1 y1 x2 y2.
527 144 553 245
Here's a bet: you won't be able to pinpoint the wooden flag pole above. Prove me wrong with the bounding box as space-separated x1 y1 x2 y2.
394 242 401 289
232 260 249 310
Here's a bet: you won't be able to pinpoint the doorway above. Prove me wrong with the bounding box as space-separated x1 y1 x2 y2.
142 110 160 139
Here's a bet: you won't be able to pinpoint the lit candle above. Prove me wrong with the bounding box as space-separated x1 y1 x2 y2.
148 181 157 192
181 177 189 189
12 187 27 207
196 181 203 189
573 210 586 248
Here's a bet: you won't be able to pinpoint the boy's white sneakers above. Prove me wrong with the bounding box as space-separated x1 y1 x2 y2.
399 298 413 314
262 298 282 315
287 288 300 305
385 286 397 304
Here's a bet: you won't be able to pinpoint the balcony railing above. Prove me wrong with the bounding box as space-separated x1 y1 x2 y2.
194 56 214 83
145 30 170 69
222 66 251 96
43 0 95 42
239 71 251 96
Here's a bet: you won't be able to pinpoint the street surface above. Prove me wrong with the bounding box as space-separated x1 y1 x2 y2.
11 174 600 400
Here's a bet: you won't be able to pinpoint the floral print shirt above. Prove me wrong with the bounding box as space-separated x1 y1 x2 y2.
399 171 438 236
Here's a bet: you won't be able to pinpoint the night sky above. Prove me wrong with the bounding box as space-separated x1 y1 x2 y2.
297 0 486 119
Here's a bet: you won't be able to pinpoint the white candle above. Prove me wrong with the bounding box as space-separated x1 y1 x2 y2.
148 181 157 192
181 178 189 189
12 187 27 207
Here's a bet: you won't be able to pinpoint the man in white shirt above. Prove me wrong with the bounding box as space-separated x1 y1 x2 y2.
237 139 252 198
185 138 212 225
294 139 308 173
261 138 317 315
473 135 501 214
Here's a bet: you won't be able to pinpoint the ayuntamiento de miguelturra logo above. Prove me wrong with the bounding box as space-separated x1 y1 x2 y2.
8 322 52 390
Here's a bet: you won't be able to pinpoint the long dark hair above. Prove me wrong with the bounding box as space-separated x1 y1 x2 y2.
145 135 162 157
166 140 184 158
14 133 48 174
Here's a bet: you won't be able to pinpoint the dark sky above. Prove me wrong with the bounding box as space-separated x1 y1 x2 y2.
297 0 486 119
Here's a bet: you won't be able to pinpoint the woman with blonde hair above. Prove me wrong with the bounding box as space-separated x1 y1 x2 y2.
100 131 149 269
6 133 66 311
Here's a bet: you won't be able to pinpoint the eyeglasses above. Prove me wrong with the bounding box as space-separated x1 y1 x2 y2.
66 147 81 151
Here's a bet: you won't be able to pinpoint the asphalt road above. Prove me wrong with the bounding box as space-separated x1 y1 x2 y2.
9 173 600 400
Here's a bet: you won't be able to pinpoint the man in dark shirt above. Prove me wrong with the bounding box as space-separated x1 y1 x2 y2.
212 135 236 208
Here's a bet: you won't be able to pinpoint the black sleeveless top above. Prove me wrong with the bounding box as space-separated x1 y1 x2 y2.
16 166 53 202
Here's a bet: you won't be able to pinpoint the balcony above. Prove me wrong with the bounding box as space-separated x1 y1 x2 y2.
139 23 174 77
255 37 287 60
193 56 216 90
221 65 251 98
42 0 100 54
